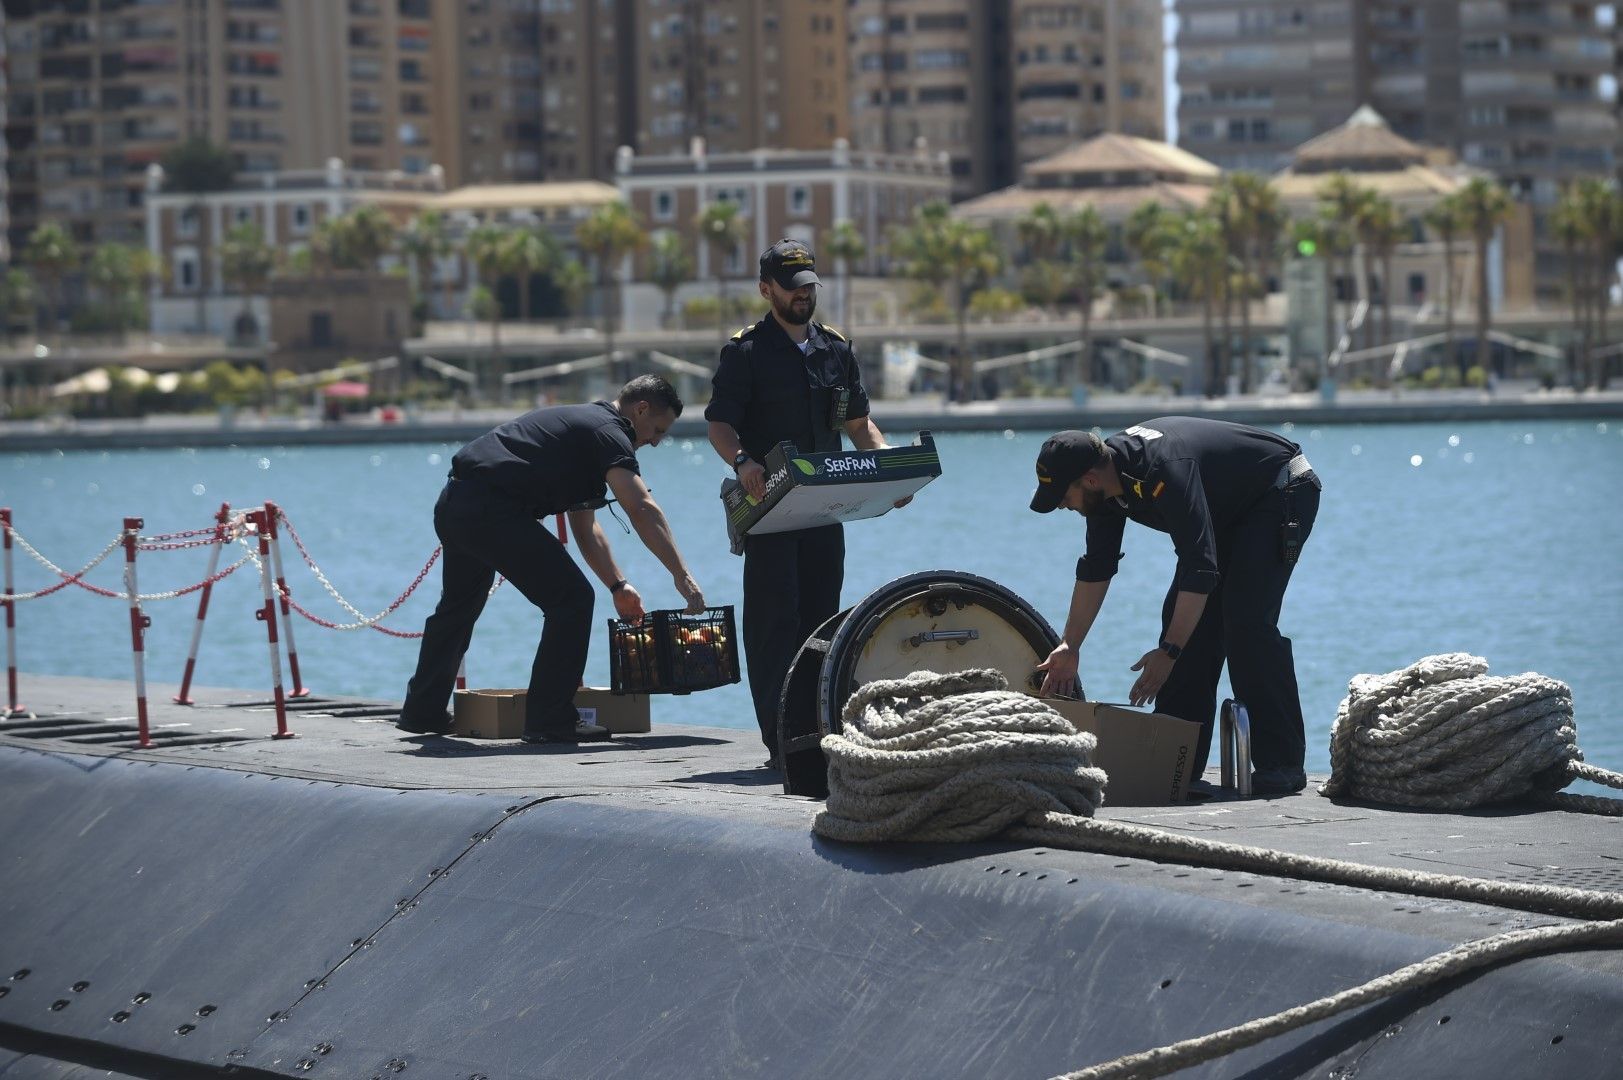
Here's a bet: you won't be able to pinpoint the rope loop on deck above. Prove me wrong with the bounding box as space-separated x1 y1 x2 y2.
812 666 1623 1080
1322 652 1623 814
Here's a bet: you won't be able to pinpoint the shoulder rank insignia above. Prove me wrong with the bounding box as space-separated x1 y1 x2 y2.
730 325 754 341
818 323 847 342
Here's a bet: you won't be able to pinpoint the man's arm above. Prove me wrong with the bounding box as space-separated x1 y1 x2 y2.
605 467 705 612
708 420 766 500
1128 588 1208 707
1036 578 1109 697
566 508 644 624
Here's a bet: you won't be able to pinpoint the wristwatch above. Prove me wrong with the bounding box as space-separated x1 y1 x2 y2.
609 579 629 594
732 451 752 470
1159 640 1183 660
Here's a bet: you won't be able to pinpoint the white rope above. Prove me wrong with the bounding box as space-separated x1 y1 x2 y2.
0 532 123 601
813 667 1623 1080
1322 652 1623 813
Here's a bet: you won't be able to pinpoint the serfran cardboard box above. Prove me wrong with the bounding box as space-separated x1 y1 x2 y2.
451 688 526 739
575 687 650 734
1040 699 1200 805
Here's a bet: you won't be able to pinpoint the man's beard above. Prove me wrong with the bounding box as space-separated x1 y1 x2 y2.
1078 488 1105 517
775 292 815 326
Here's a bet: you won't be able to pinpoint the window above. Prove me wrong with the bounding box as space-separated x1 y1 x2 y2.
291 203 311 235
788 185 810 216
177 207 200 239
233 206 254 226
174 248 199 292
653 189 676 221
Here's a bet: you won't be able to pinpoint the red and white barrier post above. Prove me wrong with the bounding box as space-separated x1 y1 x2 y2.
261 501 309 698
173 501 231 705
247 509 295 740
121 517 153 749
0 508 25 718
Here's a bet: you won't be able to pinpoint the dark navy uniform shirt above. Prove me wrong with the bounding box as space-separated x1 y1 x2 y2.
703 315 871 460
450 401 638 517
1078 417 1301 594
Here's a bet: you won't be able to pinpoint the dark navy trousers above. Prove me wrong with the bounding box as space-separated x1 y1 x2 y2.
742 523 845 756
1154 477 1322 775
401 479 593 736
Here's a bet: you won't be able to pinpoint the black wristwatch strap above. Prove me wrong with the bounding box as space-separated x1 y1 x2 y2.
1159 640 1183 660
732 451 752 470
609 579 628 594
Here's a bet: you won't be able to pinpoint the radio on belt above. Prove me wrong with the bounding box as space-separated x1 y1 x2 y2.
720 432 941 554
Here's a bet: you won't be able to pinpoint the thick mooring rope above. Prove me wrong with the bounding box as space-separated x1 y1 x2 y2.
812 668 1623 1080
1322 651 1623 814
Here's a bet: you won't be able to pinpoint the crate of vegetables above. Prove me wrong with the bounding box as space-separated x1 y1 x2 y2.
607 606 740 695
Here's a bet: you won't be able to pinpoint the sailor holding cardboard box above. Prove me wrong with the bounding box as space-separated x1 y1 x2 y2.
705 239 911 766
1029 418 1322 795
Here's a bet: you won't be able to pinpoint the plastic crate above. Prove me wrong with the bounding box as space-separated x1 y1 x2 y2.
607 606 740 695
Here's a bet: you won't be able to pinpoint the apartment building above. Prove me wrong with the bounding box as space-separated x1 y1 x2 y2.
849 0 1164 200
1175 0 1617 297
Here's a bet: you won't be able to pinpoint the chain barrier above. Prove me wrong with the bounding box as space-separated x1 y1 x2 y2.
3 532 126 601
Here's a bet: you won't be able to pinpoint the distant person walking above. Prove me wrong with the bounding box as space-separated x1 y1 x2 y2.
1031 417 1322 794
399 376 706 743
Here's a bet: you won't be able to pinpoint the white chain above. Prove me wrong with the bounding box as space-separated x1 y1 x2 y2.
235 537 502 632
0 530 123 601
130 551 256 602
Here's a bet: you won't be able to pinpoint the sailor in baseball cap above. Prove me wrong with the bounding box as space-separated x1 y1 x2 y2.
759 238 822 291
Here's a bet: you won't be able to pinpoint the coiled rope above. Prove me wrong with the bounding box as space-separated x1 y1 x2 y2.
813 668 1623 1080
1323 651 1623 815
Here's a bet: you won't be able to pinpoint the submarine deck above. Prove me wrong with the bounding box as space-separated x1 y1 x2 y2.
1 673 1620 1080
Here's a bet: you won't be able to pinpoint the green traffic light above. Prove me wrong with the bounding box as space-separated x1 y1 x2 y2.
1297 239 1317 257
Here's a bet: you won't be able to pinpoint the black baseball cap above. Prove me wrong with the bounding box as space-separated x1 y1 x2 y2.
759 238 821 290
1030 430 1105 513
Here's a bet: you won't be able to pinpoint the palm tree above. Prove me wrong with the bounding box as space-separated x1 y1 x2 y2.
1208 181 1241 393
1123 202 1175 317
219 224 276 334
463 224 510 395
1573 178 1622 389
160 136 236 332
554 256 592 319
501 228 558 323
576 202 648 382
1227 173 1284 393
648 231 693 330
1361 196 1404 354
1318 173 1377 349
1424 196 1465 376
696 201 750 342
892 202 1001 401
335 204 395 271
1172 210 1225 397
22 222 80 338
1060 204 1107 388
397 208 450 320
86 245 142 331
1454 177 1513 377
0 269 36 342
822 219 866 327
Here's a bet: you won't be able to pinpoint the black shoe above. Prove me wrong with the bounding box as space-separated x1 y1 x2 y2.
1251 766 1308 796
396 711 451 735
521 720 613 744
1185 778 1220 801
762 755 781 771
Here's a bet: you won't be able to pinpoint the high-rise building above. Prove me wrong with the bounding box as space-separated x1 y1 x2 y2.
849 0 1164 201
1175 1 1618 298
1 5 10 269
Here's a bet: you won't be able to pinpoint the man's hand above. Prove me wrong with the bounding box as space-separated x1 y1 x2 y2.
737 459 767 500
676 574 706 614
613 583 645 624
1129 648 1175 707
1035 642 1079 698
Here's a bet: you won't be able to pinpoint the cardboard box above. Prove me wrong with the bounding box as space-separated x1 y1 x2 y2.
451 687 651 738
722 434 942 550
1040 699 1200 805
575 687 650 734
451 688 526 740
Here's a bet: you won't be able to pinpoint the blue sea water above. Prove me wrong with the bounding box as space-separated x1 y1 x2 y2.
3 419 1621 780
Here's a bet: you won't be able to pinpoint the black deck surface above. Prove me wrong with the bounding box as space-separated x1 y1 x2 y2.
2 673 1621 1080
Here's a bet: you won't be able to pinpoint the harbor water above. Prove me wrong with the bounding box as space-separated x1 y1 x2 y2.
4 418 1621 779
